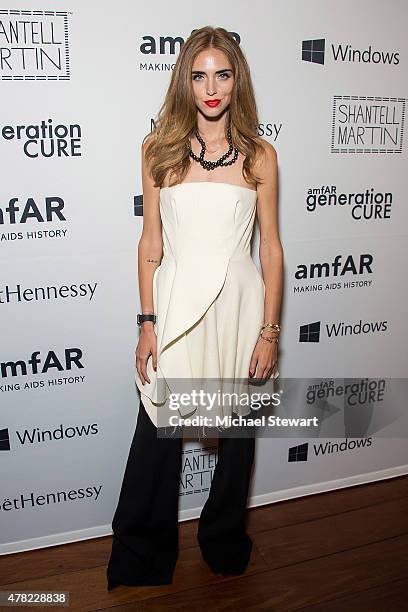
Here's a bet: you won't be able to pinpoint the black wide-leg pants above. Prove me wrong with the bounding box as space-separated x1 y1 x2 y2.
106 399 255 588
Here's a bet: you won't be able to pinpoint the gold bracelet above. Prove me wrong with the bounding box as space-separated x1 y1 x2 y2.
259 329 279 343
261 322 280 333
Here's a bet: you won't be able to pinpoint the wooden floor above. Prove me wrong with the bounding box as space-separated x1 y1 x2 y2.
1 475 407 611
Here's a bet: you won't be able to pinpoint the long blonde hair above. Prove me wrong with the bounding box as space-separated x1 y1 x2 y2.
143 26 265 188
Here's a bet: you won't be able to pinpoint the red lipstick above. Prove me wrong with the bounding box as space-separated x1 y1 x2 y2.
204 99 221 107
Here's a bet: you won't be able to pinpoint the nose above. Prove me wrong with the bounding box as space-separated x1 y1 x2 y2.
206 76 217 96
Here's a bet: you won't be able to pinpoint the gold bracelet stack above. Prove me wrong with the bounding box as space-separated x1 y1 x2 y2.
259 322 280 344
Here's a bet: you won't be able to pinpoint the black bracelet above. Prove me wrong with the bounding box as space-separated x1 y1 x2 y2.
137 313 156 326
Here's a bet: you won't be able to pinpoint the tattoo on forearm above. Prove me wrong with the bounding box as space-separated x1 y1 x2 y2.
145 258 160 263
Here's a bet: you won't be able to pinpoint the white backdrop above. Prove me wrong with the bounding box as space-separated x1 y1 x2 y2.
1 0 407 554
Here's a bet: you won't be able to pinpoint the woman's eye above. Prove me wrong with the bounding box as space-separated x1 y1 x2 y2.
192 73 231 81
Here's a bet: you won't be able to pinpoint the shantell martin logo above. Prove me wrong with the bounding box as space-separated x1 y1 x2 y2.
0 9 71 80
331 96 405 153
302 38 400 65
179 446 217 496
0 118 82 157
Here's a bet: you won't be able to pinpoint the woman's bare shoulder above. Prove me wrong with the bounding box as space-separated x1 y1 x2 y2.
141 132 154 154
256 136 277 160
253 137 277 177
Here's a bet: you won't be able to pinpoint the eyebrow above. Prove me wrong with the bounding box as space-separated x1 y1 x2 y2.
191 68 233 74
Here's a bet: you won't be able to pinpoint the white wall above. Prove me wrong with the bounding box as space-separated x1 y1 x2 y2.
1 0 407 554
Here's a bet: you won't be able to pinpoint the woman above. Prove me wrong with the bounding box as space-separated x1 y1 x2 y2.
107 25 283 590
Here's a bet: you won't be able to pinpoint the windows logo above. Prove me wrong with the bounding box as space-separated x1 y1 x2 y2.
288 442 309 462
299 321 321 343
0 428 10 451
302 39 325 65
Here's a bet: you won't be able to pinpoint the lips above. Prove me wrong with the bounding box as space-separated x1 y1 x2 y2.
204 99 221 107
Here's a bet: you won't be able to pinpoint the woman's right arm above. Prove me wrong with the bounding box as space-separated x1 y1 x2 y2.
135 138 163 385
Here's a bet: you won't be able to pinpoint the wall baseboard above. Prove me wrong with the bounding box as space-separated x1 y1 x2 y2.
2 465 407 556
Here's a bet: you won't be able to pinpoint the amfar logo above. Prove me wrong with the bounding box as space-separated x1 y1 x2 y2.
0 196 66 225
331 96 406 154
302 38 399 66
0 195 68 243
305 185 393 221
299 319 388 343
1 348 84 379
294 254 374 294
1 119 82 158
295 254 373 280
139 30 241 72
0 9 72 80
140 30 241 55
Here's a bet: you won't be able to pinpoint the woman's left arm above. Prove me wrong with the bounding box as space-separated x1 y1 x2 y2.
249 140 284 380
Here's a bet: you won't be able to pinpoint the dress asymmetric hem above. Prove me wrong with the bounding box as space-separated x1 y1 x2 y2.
135 181 279 428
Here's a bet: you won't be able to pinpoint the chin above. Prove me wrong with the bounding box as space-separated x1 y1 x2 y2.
200 105 226 118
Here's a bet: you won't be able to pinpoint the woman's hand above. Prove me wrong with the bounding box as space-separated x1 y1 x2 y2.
249 336 278 380
136 325 157 385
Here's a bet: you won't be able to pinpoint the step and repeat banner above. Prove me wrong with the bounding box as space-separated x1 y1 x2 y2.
1 0 407 554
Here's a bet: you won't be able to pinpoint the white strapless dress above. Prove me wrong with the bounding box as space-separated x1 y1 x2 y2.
135 181 279 429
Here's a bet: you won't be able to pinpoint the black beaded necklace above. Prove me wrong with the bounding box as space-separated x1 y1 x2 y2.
188 121 239 171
